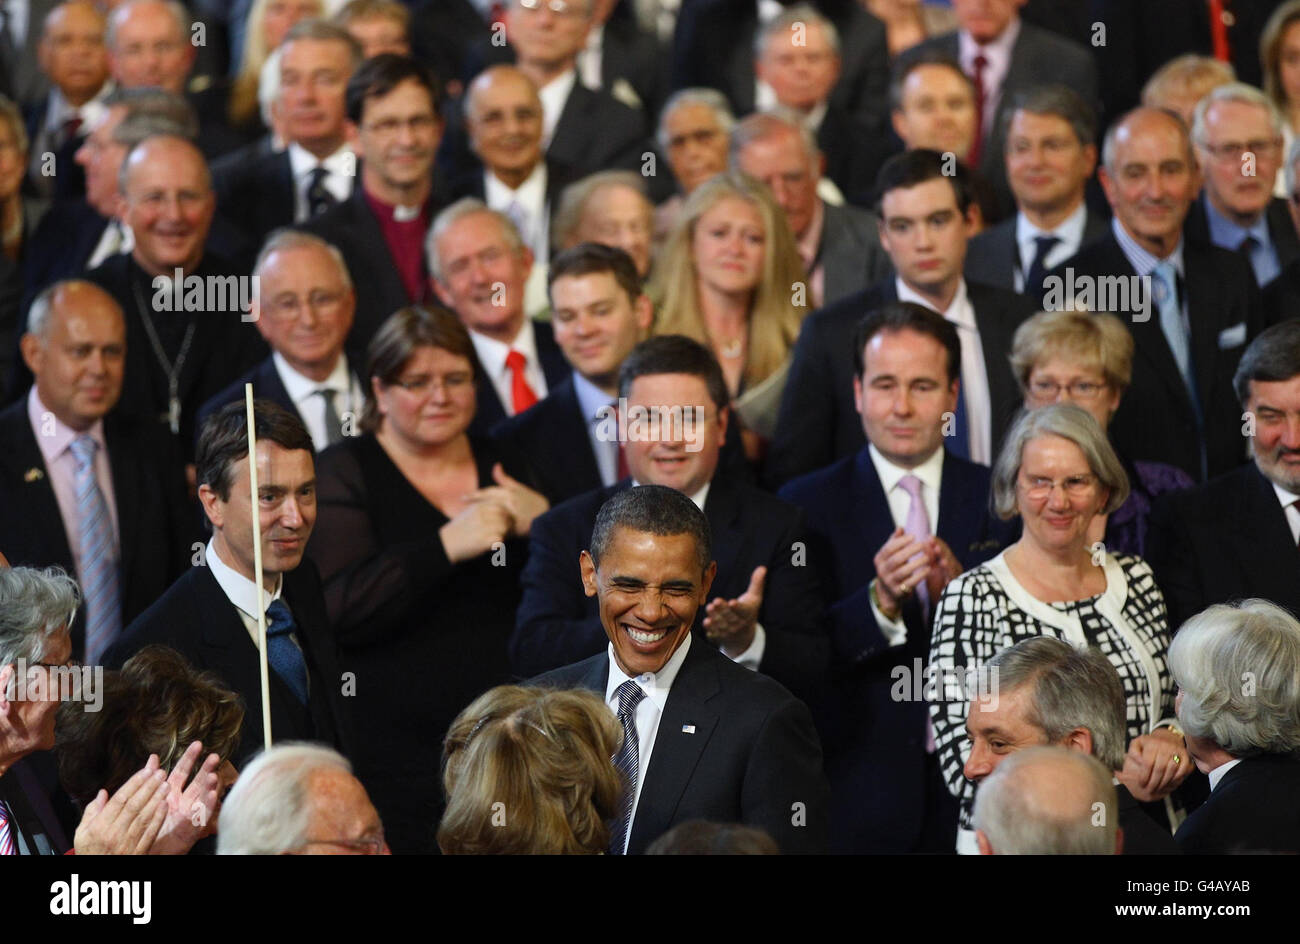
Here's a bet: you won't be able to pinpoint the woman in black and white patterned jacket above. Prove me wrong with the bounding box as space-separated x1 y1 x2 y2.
928 404 1190 850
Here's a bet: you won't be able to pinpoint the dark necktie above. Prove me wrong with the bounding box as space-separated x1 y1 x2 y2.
306 167 336 218
1024 234 1060 298
317 388 344 446
609 679 646 854
969 53 989 166
57 115 83 151
265 599 310 704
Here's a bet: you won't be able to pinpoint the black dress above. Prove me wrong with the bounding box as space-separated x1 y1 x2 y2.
308 432 531 854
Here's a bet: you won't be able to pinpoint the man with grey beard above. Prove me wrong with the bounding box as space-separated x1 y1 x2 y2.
1149 319 1300 629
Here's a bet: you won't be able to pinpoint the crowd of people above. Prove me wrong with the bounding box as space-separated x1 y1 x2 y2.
2 0 1300 856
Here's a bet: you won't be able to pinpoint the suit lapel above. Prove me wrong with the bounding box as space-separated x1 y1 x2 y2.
256 358 298 419
533 320 570 389
0 404 75 571
1268 199 1300 271
103 416 140 598
1183 246 1230 410
347 189 412 308
1230 465 1300 592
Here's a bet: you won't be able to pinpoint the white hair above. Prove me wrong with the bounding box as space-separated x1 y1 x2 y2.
0 567 80 669
254 229 353 290
216 743 352 855
107 0 190 51
656 87 735 153
425 197 525 284
1191 81 1285 146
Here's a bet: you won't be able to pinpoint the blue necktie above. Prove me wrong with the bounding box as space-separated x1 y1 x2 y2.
948 387 970 460
70 435 121 665
609 679 645 855
1152 261 1193 394
265 599 310 704
1023 234 1060 297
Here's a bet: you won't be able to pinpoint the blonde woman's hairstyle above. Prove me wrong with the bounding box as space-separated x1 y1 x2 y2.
648 170 806 390
438 685 623 855
1140 53 1236 114
1008 310 1135 395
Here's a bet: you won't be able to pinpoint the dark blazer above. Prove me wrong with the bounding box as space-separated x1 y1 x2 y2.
1262 258 1300 326
409 0 493 91
490 373 603 505
1147 462 1300 631
963 207 1110 292
84 253 269 456
601 12 670 119
897 22 1099 221
818 201 892 308
546 81 649 179
1046 233 1260 482
210 141 296 255
533 637 830 854
1118 783 1181 855
672 0 890 134
1184 195 1300 286
468 318 571 437
0 399 193 658
0 0 55 108
0 757 71 855
767 277 1037 487
816 103 895 209
307 433 530 853
103 559 350 767
1174 754 1300 855
778 447 1015 852
302 184 442 354
513 475 829 703
20 198 109 304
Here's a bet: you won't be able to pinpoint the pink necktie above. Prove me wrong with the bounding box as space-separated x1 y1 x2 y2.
0 796 15 855
898 474 932 624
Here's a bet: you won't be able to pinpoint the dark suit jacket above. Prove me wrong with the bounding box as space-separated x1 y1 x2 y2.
1118 782 1181 855
897 22 1099 222
672 0 890 134
1175 753 1300 855
468 319 571 437
533 637 829 854
818 201 892 307
513 475 829 702
1148 462 1300 631
766 277 1037 487
409 0 492 90
103 560 350 767
20 198 108 303
1262 258 1300 326
1 0 55 108
816 103 895 209
601 12 669 119
0 399 193 658
1184 195 1300 286
546 81 649 179
778 447 1015 852
0 757 70 855
1046 233 1260 482
211 141 295 256
85 253 269 456
963 207 1110 292
490 373 603 505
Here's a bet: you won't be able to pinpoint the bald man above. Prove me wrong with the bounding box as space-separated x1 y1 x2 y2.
1045 106 1262 483
0 280 190 661
86 135 267 455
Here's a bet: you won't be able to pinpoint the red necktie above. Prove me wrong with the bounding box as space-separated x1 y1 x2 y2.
1208 0 1232 63
969 53 988 166
505 349 538 414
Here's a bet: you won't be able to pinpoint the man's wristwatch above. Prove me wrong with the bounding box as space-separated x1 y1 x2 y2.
870 578 901 621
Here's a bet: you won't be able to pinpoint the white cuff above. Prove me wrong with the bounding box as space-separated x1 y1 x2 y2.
729 623 767 671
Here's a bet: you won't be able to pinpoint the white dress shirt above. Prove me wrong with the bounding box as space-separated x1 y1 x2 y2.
536 67 578 149
896 276 991 464
1208 758 1244 792
605 632 693 853
483 162 551 314
958 17 1021 140
271 351 363 452
572 370 619 486
865 442 945 645
204 537 285 647
1014 202 1087 293
27 386 119 582
86 219 135 270
577 22 604 90
469 318 549 417
288 142 355 222
1272 481 1300 545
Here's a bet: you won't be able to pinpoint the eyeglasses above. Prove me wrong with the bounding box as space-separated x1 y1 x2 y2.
297 832 388 855
516 0 588 16
389 371 473 395
1197 138 1282 162
1027 379 1107 401
266 290 346 320
1019 473 1098 500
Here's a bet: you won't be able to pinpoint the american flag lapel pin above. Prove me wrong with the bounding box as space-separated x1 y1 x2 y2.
24 467 44 482
681 724 696 734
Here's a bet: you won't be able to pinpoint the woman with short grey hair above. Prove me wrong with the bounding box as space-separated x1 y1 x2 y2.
929 404 1183 850
1168 599 1300 853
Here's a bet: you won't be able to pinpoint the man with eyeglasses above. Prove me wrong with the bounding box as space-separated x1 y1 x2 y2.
305 54 446 352
513 334 829 712
778 301 1015 853
1185 83 1300 289
196 230 364 454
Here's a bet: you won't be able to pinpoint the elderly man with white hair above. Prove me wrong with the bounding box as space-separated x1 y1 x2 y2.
218 743 389 855
653 88 733 244
1169 599 1300 855
1186 82 1300 287
973 745 1121 855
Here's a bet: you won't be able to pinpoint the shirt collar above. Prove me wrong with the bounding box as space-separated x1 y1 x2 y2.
1203 192 1270 252
1111 215 1184 278
469 317 536 379
44 81 113 131
537 68 578 146
571 369 613 423
895 275 972 326
1270 478 1300 514
1208 757 1243 792
959 15 1021 69
629 479 711 511
797 197 826 266
605 632 693 716
205 537 282 621
271 350 352 407
288 141 354 180
1016 201 1087 250
483 160 547 207
26 386 106 464
867 440 944 498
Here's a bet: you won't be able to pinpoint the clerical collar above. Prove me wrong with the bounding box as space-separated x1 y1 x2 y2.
363 187 426 223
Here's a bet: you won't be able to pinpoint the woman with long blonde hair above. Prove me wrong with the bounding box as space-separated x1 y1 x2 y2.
649 171 807 452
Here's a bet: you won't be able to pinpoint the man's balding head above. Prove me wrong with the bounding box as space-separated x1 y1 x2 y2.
119 135 214 275
107 0 195 94
465 66 544 187
1098 107 1200 258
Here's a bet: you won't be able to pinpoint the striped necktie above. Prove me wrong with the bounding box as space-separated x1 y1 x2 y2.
609 679 645 854
70 435 121 664
0 795 15 855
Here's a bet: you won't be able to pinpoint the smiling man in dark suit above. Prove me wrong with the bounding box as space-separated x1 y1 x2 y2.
778 302 1014 853
0 280 190 663
514 334 828 704
1149 319 1300 631
492 242 651 504
104 400 350 766
1045 106 1261 483
533 484 828 854
769 148 1036 487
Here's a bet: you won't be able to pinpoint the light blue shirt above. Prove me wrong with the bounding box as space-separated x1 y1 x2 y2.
1202 193 1279 287
571 371 620 486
